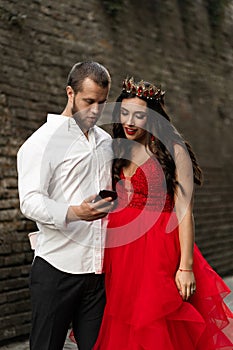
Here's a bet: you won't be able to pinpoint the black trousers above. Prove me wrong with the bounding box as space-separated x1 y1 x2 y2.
29 257 106 350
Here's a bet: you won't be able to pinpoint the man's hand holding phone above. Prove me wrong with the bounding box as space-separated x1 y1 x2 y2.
93 190 118 203
66 190 117 223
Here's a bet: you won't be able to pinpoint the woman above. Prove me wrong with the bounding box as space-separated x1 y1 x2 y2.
93 78 233 349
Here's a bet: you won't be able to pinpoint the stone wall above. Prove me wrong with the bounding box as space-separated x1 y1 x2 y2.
0 0 233 343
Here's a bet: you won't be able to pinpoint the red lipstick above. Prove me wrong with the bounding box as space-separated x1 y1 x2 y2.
125 127 137 135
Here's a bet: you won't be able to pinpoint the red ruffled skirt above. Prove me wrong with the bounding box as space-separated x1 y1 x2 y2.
93 208 233 350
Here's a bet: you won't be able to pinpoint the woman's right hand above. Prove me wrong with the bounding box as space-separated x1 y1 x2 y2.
175 269 196 301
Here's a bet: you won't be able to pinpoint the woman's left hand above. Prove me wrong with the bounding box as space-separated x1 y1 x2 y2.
175 269 196 301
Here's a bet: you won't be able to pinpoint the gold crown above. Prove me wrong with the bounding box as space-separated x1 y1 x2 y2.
122 77 165 101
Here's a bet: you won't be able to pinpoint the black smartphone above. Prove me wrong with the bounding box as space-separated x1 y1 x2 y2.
94 190 118 203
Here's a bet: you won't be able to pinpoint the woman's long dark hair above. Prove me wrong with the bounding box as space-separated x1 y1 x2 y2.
112 87 203 196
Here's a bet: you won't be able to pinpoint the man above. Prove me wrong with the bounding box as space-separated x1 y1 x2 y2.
17 61 113 350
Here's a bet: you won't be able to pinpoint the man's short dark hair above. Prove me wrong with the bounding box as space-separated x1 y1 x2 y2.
67 61 111 93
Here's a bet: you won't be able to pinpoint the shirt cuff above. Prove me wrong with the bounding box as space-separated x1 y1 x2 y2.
44 198 70 229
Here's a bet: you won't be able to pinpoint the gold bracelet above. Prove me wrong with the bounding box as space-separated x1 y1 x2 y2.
179 268 193 272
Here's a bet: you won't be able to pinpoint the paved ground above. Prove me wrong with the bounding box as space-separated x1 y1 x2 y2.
1 277 233 350
0 333 77 350
224 276 233 310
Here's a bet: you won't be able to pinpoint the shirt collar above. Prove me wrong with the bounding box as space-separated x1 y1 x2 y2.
47 114 70 129
46 113 96 138
68 116 96 139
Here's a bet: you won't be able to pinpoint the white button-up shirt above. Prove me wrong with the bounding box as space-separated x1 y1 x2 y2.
17 114 113 274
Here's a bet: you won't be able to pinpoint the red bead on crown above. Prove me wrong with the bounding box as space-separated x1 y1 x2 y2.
122 77 165 101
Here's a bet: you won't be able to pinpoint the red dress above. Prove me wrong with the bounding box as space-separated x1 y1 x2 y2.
93 157 233 350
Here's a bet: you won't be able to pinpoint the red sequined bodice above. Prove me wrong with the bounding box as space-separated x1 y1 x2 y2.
115 157 174 212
